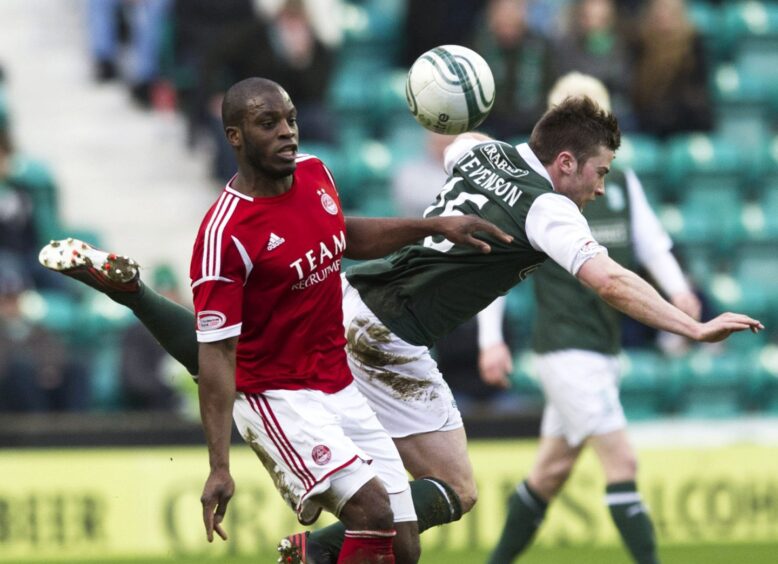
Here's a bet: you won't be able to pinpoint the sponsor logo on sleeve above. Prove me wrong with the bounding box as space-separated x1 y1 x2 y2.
197 310 227 331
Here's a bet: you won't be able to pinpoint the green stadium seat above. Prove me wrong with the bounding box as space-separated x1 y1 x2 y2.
712 64 771 153
340 0 404 67
755 345 778 413
722 1 778 60
689 1 726 62
672 185 744 249
509 351 544 405
668 349 748 418
708 243 778 326
664 134 744 194
614 135 664 202
754 136 778 196
619 349 667 420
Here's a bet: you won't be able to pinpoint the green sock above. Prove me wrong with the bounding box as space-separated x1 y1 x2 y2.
606 481 659 564
111 283 199 375
307 477 463 560
487 480 547 564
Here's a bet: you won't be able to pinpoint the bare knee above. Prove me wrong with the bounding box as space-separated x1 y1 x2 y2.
340 479 395 531
393 521 421 564
529 457 575 500
457 479 478 514
605 451 638 484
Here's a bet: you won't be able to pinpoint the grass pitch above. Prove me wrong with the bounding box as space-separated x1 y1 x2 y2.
22 542 778 563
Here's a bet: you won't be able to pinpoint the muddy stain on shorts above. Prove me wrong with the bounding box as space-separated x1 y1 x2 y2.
347 316 417 367
347 316 441 402
243 427 296 509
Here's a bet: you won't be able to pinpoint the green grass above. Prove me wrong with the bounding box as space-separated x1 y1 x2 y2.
19 543 778 563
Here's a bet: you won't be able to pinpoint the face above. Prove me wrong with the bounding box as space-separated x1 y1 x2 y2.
228 87 299 179
558 145 614 209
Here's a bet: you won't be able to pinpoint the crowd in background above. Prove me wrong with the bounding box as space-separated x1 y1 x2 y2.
0 0 772 414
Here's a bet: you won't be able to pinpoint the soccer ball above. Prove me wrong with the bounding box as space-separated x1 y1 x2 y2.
405 45 495 135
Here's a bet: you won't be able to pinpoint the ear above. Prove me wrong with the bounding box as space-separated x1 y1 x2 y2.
556 151 577 175
225 126 242 149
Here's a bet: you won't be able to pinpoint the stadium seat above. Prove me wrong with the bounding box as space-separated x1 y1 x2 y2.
673 185 744 249
619 349 667 420
708 243 778 326
723 1 778 70
668 349 748 418
509 351 544 405
712 64 772 155
755 345 778 413
614 135 663 203
340 0 404 67
689 0 726 62
664 134 744 194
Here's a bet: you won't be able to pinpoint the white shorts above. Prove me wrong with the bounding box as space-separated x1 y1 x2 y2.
536 349 627 447
232 382 416 525
341 278 463 438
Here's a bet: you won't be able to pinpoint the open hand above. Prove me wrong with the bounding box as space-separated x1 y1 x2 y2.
694 312 764 343
435 215 513 253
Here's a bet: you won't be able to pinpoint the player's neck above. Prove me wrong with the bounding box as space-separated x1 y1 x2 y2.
231 168 293 198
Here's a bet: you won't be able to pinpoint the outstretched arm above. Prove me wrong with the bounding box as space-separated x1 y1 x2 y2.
577 254 763 342
344 215 512 260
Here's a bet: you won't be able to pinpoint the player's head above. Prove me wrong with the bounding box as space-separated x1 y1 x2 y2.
530 96 620 208
547 72 611 112
222 77 299 178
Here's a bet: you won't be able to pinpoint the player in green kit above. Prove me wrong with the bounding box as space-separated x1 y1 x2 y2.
40 95 762 564
477 73 701 563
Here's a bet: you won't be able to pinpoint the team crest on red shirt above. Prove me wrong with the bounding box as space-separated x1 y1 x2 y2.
318 188 338 215
312 444 332 465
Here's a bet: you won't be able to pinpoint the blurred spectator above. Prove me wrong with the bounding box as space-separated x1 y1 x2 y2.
629 0 713 137
391 131 450 218
87 0 173 108
0 253 89 412
554 0 634 128
193 0 338 180
0 120 65 290
474 0 556 139
171 0 256 145
119 264 184 411
401 0 487 66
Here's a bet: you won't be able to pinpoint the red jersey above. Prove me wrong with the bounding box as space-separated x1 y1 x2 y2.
190 155 352 394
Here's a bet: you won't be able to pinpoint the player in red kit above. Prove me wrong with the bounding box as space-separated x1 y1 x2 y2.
37 77 509 564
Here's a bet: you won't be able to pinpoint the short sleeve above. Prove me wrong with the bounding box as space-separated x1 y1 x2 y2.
444 137 483 176
191 235 248 343
525 193 608 276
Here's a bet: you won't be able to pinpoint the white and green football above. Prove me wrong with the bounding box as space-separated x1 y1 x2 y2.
405 44 495 135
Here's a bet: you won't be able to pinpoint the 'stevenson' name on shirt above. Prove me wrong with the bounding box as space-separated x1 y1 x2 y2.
458 150 525 207
289 230 345 291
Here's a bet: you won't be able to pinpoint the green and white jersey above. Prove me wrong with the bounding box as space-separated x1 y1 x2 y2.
346 139 607 348
531 168 675 354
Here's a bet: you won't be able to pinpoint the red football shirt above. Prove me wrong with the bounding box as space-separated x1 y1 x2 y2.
190 155 352 394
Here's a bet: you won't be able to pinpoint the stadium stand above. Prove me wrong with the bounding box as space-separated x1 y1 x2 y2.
0 0 777 422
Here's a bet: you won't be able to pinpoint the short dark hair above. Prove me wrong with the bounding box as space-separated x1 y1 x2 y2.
528 96 621 166
221 77 284 128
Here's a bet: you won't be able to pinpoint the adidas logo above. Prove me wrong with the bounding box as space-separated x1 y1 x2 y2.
267 233 285 251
